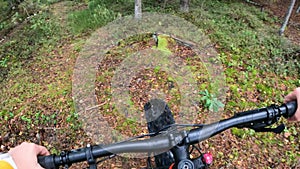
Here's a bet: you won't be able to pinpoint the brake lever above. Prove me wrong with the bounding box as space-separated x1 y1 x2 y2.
248 123 285 134
234 104 286 134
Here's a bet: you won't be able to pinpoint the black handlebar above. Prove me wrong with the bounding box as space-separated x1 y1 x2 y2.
38 101 297 169
285 101 297 117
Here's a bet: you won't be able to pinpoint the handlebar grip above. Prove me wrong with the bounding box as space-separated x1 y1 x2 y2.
285 101 297 118
38 155 57 169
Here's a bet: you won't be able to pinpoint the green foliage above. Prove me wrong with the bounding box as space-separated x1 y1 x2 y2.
200 89 224 112
0 21 9 31
231 128 256 138
190 0 299 77
29 13 59 40
0 0 49 33
88 0 135 14
0 57 8 68
68 0 175 26
21 115 32 123
0 11 60 81
66 111 81 129
0 110 14 121
68 1 117 34
0 0 10 19
154 66 161 74
283 151 300 165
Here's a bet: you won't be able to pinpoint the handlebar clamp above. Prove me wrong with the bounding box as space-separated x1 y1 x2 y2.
86 144 97 169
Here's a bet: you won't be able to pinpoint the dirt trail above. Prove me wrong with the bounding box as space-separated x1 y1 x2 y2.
50 1 72 22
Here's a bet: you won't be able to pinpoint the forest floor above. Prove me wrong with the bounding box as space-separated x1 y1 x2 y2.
258 0 300 45
0 0 299 168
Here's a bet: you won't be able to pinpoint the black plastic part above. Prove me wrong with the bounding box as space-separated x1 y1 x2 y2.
86 144 97 169
250 123 285 133
233 101 297 134
144 99 175 169
59 151 71 168
284 101 297 118
38 155 58 169
171 145 190 164
192 157 206 169
176 159 194 169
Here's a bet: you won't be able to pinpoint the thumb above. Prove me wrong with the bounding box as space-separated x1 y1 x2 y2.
35 145 50 156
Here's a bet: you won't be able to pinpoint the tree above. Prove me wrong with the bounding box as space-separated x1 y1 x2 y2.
135 0 142 19
279 0 296 35
180 0 189 13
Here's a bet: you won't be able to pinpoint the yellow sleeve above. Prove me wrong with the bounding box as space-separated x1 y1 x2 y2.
0 160 14 169
0 153 17 169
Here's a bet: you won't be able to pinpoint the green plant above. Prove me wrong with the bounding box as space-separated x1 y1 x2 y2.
0 21 9 31
66 111 80 129
191 0 299 78
68 2 117 34
0 111 14 121
200 89 224 112
231 128 256 138
0 57 8 68
29 13 59 42
0 0 9 14
154 66 161 74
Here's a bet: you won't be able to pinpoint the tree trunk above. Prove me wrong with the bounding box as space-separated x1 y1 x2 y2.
279 0 296 35
180 0 189 13
135 0 142 19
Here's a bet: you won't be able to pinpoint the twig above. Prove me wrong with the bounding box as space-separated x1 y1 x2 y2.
84 102 107 112
244 0 265 11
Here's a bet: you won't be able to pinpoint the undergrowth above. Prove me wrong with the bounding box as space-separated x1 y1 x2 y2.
0 8 61 81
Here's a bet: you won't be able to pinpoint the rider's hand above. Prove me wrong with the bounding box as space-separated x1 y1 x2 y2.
8 142 50 169
284 87 300 121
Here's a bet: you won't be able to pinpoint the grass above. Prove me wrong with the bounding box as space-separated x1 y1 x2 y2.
186 1 298 80
0 11 61 81
0 0 299 168
68 1 118 34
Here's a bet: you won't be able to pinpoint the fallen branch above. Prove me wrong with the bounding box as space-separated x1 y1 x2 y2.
279 0 296 36
244 0 265 11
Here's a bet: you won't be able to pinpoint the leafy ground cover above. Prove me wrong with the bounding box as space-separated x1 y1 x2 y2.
0 0 299 168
